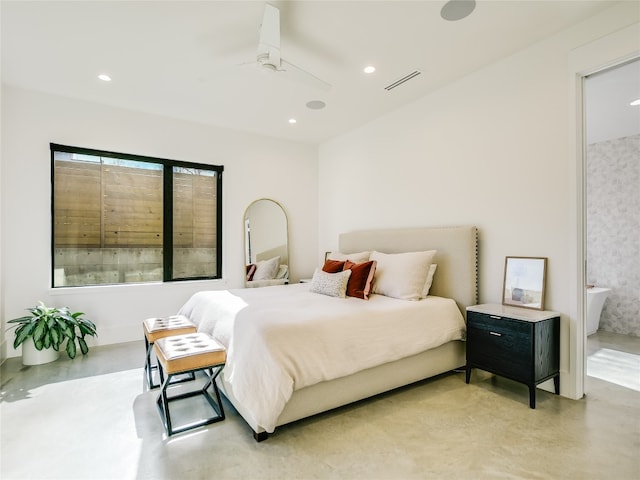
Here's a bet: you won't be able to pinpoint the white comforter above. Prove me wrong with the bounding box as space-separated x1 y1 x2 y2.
178 283 466 432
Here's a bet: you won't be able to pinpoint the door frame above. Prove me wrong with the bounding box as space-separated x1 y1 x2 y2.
568 23 639 399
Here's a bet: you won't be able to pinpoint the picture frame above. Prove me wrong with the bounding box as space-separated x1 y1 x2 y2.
502 256 547 310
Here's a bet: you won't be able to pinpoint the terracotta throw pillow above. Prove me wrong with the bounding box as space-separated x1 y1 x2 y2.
246 264 256 281
322 259 346 273
343 260 377 300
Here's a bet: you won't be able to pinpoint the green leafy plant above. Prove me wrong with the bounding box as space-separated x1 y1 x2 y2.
7 302 97 359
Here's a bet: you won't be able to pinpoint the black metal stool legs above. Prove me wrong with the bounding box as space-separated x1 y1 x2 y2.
144 338 157 389
155 364 225 436
144 339 194 390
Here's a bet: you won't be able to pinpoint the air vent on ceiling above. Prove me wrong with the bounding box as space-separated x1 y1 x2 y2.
384 70 422 91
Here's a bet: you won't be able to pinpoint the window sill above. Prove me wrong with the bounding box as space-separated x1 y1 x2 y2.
49 278 228 296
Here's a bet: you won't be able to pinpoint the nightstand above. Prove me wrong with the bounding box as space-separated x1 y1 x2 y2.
465 304 560 408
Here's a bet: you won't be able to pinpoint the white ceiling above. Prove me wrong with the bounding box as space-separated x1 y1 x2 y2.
1 0 617 144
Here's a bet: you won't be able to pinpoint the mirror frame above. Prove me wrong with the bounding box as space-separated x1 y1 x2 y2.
243 198 289 287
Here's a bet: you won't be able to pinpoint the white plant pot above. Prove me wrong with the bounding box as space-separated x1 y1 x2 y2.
22 340 60 365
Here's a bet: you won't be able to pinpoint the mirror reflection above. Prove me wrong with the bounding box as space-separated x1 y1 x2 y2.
244 198 289 287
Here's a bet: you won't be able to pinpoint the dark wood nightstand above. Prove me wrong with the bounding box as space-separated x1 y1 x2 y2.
465 304 560 408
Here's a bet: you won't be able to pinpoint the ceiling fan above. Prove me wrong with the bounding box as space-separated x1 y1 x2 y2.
246 3 332 92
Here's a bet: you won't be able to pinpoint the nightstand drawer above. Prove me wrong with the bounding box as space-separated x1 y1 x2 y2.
467 326 531 379
467 311 531 336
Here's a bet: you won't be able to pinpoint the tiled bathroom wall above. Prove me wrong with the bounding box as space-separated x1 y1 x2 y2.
586 133 640 336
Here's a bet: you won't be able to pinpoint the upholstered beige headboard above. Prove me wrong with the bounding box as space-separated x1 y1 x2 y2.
339 226 478 313
255 244 288 265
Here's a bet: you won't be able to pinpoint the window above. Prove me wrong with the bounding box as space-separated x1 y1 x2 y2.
51 144 223 287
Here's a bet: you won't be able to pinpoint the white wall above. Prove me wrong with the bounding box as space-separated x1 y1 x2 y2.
318 3 639 400
1 86 318 359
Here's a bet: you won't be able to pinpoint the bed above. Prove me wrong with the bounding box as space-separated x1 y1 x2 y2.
178 225 478 441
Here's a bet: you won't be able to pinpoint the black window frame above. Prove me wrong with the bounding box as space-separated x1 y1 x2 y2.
50 143 223 287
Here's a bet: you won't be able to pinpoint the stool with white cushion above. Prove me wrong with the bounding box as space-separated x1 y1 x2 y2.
143 315 197 389
154 333 226 436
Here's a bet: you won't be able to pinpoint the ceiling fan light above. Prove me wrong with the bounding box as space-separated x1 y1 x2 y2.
364 66 376 74
288 118 297 124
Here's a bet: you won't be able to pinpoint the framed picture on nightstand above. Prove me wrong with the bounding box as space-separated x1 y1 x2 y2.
502 256 547 310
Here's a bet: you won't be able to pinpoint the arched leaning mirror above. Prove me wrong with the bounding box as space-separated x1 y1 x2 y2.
244 198 289 287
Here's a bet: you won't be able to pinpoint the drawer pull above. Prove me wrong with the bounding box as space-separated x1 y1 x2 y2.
490 331 502 337
490 315 501 319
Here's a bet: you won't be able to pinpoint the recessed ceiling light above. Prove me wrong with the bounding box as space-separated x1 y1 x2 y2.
630 98 640 106
306 100 326 110
441 0 476 21
364 66 376 74
98 74 112 82
288 118 297 124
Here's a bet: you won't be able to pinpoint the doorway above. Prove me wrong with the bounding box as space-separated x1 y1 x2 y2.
583 59 640 392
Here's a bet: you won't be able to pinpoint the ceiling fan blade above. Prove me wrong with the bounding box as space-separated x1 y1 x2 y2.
258 4 281 67
245 3 330 91
280 58 332 92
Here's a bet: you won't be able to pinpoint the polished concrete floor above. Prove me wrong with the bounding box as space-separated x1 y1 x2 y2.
587 330 640 392
1 332 639 479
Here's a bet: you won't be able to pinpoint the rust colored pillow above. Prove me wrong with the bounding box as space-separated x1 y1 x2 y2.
246 264 256 281
322 259 346 273
343 260 377 299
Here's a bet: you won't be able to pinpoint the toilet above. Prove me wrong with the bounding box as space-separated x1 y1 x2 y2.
586 287 611 336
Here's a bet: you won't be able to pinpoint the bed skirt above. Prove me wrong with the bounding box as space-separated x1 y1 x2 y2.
217 339 465 439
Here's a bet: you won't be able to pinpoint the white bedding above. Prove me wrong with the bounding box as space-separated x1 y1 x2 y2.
178 283 466 432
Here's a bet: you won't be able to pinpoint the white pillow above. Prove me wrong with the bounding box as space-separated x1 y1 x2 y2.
275 264 288 280
421 263 438 298
252 256 281 281
309 268 351 298
370 250 437 301
327 250 370 263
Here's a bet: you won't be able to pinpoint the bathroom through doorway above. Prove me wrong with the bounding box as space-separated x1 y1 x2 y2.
583 58 640 393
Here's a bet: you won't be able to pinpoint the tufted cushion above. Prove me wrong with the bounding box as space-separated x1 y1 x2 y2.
154 333 226 374
143 315 197 342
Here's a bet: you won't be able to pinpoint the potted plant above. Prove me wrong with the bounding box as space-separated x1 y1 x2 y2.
7 302 97 365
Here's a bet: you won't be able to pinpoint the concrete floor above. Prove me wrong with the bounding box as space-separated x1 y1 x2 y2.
1 333 638 479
